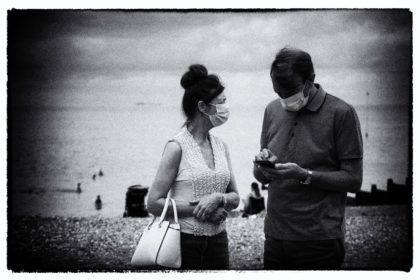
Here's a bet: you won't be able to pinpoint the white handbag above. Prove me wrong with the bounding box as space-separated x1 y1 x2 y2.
131 196 181 268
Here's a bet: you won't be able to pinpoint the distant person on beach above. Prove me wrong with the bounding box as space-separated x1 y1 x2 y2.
95 195 102 210
253 47 363 270
242 182 265 217
147 64 240 270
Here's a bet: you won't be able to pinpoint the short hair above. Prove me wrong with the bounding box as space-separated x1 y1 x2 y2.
270 47 315 86
180 64 224 124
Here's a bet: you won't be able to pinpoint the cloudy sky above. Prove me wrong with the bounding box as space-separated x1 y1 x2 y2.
8 9 412 108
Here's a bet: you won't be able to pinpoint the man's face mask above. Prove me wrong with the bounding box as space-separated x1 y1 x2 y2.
278 81 309 112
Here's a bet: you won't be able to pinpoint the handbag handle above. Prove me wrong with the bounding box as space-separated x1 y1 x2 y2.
170 198 178 224
158 196 179 226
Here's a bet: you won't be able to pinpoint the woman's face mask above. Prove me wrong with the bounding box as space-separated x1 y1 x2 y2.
203 102 230 127
279 81 309 112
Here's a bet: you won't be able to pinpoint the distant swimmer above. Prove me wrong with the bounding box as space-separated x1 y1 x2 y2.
95 195 102 210
92 174 96 181
99 169 104 177
77 183 82 194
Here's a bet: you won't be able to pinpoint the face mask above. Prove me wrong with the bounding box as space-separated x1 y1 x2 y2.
279 82 309 112
203 103 230 127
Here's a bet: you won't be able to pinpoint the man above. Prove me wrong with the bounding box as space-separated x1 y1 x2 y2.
254 47 363 270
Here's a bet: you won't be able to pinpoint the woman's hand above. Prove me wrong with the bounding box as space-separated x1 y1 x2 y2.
192 193 223 222
207 207 228 224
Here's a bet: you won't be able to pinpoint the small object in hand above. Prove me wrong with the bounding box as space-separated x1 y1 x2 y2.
254 160 276 168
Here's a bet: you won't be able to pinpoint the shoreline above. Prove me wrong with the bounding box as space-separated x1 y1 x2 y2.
8 205 411 271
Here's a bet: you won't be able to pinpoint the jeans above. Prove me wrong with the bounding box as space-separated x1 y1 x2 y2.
180 230 230 270
264 236 345 270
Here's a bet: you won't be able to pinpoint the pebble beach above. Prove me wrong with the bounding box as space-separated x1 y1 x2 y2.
8 205 411 272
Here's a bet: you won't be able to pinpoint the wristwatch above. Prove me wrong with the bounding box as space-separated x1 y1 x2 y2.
300 169 312 185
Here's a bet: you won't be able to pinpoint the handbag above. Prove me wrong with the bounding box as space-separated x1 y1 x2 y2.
131 196 181 268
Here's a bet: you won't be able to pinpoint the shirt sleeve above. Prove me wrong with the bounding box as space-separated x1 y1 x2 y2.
335 106 364 160
260 107 269 150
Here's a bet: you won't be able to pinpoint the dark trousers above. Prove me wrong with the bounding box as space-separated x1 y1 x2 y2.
180 230 230 270
264 236 345 270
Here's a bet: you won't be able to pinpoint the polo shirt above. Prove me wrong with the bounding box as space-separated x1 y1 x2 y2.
261 84 363 240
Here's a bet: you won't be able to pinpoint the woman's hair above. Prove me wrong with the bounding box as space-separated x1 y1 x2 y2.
251 182 261 197
270 47 314 88
180 64 224 124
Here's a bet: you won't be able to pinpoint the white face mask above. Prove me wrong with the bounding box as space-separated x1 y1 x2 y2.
203 102 230 127
279 82 309 112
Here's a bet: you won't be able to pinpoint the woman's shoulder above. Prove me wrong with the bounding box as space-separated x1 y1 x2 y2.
211 134 228 150
168 129 186 148
164 140 182 156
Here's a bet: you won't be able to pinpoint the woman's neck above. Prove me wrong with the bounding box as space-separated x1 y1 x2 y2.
187 117 212 145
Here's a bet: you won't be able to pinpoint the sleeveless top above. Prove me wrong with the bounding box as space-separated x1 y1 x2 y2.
168 127 231 236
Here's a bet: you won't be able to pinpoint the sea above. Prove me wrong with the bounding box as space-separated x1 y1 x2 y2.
9 103 410 217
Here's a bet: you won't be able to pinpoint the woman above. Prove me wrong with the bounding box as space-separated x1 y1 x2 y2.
147 64 240 270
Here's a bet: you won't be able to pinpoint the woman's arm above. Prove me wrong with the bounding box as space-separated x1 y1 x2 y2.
146 141 196 218
223 141 240 210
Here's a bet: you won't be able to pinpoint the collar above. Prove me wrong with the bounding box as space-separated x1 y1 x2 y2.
304 83 326 112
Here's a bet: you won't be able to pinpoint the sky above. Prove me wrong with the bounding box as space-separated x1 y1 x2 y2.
8 9 412 108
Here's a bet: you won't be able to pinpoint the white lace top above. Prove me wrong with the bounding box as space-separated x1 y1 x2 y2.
169 127 231 236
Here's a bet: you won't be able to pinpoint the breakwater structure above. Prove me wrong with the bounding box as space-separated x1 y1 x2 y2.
123 185 149 217
347 178 412 206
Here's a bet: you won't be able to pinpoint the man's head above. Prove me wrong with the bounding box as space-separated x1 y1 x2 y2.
270 47 315 99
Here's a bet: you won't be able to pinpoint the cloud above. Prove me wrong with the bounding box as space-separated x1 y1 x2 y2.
8 9 412 107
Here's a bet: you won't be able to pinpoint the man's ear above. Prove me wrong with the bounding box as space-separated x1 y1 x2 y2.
197 100 207 113
309 73 316 82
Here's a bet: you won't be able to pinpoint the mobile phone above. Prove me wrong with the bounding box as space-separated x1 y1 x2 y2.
254 160 275 168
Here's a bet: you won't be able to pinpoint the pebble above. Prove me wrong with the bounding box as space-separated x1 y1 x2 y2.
8 206 410 271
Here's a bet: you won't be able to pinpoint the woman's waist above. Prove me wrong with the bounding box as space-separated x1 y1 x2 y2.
177 216 226 236
181 229 227 239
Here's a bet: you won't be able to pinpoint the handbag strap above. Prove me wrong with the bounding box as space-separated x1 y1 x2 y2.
170 198 179 224
157 196 179 226
158 196 171 225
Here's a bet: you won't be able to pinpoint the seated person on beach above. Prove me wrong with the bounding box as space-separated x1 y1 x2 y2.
242 182 265 216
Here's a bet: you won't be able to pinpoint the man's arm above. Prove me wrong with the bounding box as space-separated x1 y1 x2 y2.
310 158 363 193
253 107 272 184
259 158 363 193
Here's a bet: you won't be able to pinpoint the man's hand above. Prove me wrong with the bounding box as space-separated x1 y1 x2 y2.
207 207 228 224
259 162 308 181
192 193 223 222
255 148 278 162
254 148 278 181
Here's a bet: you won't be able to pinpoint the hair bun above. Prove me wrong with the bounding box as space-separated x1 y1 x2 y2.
180 64 208 89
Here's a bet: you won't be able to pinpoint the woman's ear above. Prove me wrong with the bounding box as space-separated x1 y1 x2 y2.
197 100 207 113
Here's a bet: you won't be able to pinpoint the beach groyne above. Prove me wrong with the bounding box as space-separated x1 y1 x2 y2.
347 178 411 206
